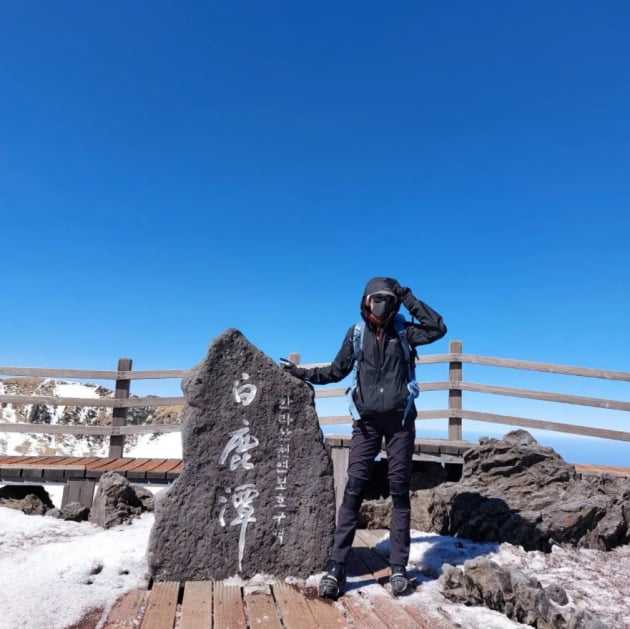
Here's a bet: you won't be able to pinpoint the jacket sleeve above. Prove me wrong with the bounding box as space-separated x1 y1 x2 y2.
300 326 356 384
402 295 447 346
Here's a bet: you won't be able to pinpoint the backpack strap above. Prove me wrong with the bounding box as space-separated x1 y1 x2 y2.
347 322 365 421
393 314 420 425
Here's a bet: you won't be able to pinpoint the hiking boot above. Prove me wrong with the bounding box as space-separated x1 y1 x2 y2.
318 561 346 599
390 566 413 597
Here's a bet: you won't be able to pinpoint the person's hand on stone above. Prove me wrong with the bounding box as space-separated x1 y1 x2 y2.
280 359 306 379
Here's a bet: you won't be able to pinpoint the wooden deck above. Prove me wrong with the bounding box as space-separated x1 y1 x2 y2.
324 435 472 465
574 462 630 477
98 529 447 629
0 455 182 484
0 437 472 486
0 455 183 508
2 449 629 513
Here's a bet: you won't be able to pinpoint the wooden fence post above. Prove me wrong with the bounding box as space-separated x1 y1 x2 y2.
448 340 462 441
109 357 132 458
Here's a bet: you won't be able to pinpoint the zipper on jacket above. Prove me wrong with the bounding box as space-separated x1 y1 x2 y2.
376 327 385 413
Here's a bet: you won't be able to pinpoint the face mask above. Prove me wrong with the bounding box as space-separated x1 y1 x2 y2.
370 294 395 319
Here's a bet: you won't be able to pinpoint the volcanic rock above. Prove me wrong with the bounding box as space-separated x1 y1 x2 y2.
440 557 607 628
59 502 90 522
0 484 54 515
147 329 336 581
411 430 630 551
89 472 145 528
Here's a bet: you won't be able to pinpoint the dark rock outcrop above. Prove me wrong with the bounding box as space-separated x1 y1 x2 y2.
131 484 155 512
89 472 146 528
359 460 449 528
411 430 630 551
148 329 336 581
0 485 55 515
59 502 90 522
440 557 608 628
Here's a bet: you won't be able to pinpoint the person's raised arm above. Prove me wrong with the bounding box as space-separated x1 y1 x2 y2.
397 286 447 346
281 326 356 384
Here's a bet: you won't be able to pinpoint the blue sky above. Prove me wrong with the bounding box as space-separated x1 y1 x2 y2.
1 2 629 464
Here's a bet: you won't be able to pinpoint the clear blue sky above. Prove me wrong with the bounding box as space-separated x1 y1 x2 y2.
1 2 628 462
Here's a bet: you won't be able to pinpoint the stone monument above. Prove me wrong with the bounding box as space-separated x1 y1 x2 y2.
147 329 336 580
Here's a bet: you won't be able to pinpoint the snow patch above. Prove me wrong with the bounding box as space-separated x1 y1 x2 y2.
53 382 101 399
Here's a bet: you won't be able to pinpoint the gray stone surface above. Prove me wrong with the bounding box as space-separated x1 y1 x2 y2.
132 484 155 512
440 558 608 629
148 329 336 581
89 471 145 528
411 429 630 551
59 502 90 522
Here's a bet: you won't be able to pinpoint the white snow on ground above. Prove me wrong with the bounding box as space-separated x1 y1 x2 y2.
1 434 628 627
0 430 29 455
53 382 102 399
394 532 630 628
0 508 152 629
131 432 183 459
1 507 628 629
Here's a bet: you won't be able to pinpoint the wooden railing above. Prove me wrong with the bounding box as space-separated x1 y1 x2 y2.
1 340 629 458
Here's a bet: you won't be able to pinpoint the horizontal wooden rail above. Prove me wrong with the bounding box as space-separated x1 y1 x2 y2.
313 381 630 412
0 367 188 380
452 409 630 442
452 353 630 382
3 381 626 411
0 381 447 405
0 410 453 433
304 353 630 382
4 406 628 442
0 423 182 435
319 408 630 442
454 381 630 411
0 394 185 407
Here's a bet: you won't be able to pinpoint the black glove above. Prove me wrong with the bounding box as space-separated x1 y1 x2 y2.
397 286 415 308
280 358 306 380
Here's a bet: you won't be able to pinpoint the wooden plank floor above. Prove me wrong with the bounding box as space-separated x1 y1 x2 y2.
0 455 183 483
100 529 446 629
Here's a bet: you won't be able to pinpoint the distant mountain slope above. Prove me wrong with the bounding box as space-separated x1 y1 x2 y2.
0 378 181 457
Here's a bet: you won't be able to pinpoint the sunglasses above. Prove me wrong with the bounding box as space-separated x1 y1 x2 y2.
370 293 395 303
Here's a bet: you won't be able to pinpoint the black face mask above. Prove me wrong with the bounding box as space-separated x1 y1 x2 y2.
370 294 396 319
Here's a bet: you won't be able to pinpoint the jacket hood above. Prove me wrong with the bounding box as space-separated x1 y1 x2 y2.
362 277 400 299
360 277 401 322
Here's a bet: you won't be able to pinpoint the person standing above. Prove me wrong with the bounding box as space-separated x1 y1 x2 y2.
282 277 447 598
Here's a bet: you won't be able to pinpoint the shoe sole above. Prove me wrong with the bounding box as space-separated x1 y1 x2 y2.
318 585 341 599
390 576 414 597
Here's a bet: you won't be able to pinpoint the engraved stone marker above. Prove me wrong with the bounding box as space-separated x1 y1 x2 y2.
147 329 336 580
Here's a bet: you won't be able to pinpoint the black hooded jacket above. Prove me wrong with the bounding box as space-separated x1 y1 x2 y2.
301 278 447 417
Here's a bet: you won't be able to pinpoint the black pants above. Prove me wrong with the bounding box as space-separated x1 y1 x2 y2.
330 410 416 568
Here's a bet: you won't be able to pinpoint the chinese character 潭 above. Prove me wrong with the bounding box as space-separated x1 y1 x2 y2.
218 484 260 572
